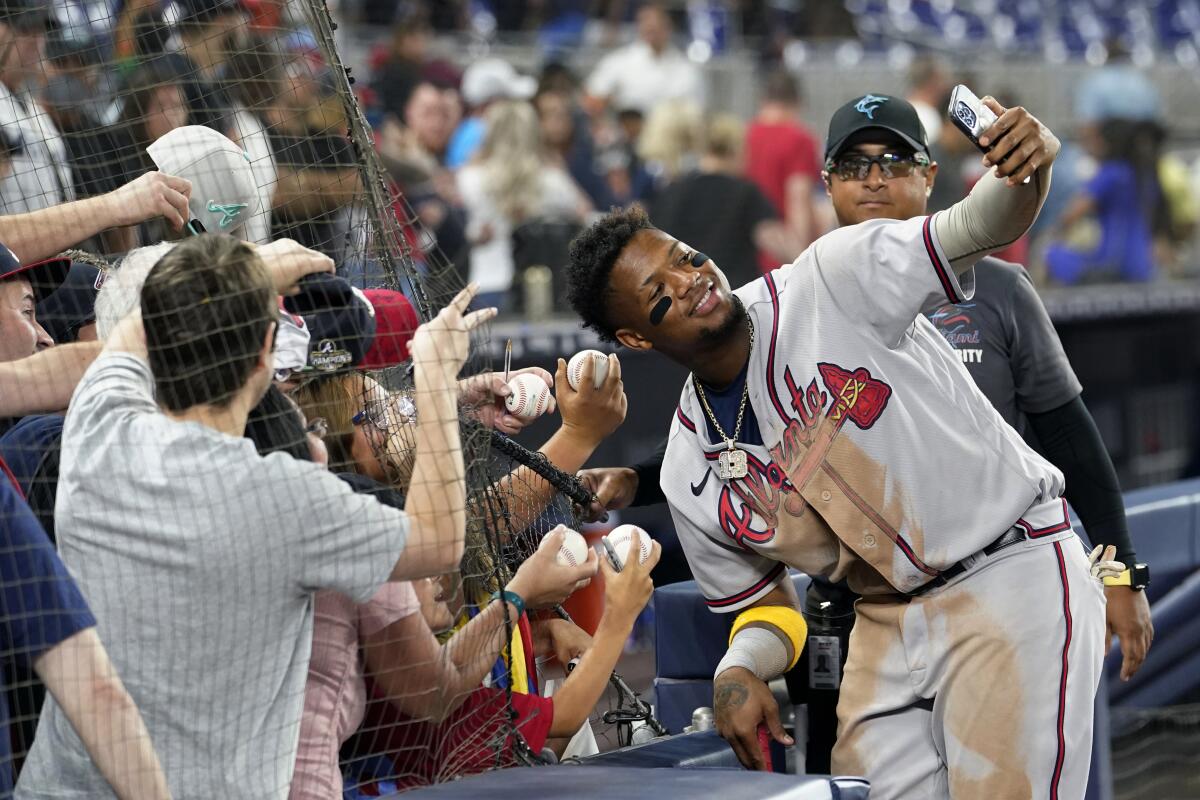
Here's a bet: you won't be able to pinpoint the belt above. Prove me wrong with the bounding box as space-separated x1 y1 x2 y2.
907 526 1028 597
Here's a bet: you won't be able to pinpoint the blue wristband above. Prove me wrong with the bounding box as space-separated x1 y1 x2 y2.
490 589 526 619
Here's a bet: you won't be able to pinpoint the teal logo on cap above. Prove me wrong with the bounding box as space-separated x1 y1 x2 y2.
854 94 887 120
207 201 248 229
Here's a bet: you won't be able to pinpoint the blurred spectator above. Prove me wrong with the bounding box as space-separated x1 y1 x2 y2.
905 54 949 147
636 99 702 201
41 30 130 255
0 1 75 214
1045 119 1165 284
457 100 590 311
744 70 822 263
226 35 282 244
401 81 455 171
649 113 798 287
446 58 536 170
172 0 245 135
535 89 616 209
1075 41 1161 127
369 9 433 122
584 3 703 117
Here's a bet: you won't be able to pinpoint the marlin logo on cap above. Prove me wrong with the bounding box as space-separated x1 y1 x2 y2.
854 94 887 120
207 201 248 229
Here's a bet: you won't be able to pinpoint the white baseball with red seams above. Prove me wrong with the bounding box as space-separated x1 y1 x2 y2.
567 349 609 391
551 528 589 567
504 373 552 420
605 524 653 569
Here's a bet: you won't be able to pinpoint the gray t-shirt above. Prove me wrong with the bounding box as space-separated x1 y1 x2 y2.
17 353 409 799
925 257 1082 438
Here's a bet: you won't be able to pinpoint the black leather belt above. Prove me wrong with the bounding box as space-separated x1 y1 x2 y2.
908 526 1028 597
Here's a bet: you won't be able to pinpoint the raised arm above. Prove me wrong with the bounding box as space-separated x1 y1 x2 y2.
389 285 495 579
35 628 171 800
364 530 597 721
0 173 191 264
935 98 1059 276
0 341 102 416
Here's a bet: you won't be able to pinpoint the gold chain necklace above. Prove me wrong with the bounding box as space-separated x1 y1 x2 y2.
692 316 754 480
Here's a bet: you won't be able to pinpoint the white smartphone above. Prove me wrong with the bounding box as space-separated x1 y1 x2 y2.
948 84 998 152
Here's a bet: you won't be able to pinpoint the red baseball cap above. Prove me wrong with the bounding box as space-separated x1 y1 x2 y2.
0 243 72 303
360 289 419 370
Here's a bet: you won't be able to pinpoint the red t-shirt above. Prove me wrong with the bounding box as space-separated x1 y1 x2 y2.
744 120 822 218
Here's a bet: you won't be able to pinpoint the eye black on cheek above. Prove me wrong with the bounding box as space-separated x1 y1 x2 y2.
649 296 671 325
690 252 708 268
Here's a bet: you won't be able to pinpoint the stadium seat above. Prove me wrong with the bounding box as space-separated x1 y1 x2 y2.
407 764 869 799
1107 570 1200 708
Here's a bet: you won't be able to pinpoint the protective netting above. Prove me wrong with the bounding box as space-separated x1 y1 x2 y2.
0 1 624 796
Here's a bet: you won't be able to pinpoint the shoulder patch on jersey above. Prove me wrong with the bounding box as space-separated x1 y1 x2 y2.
817 362 892 430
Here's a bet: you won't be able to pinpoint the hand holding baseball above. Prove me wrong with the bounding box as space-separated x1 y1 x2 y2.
507 525 598 609
556 352 627 448
599 527 660 626
504 373 553 421
459 367 557 434
976 97 1060 187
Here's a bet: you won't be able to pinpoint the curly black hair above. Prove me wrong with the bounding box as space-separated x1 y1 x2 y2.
565 206 653 343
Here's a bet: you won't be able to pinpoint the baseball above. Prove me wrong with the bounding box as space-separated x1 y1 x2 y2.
605 524 653 569
505 373 552 420
567 349 610 391
551 527 589 568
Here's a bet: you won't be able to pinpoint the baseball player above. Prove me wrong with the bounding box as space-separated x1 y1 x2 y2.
566 98 1105 797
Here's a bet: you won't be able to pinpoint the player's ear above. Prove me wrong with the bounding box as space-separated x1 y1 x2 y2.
615 328 652 352
924 162 938 197
821 171 833 198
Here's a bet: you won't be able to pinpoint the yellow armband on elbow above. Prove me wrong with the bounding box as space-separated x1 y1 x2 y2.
729 605 808 671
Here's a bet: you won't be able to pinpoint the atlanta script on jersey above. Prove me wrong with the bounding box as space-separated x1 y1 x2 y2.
662 215 1071 609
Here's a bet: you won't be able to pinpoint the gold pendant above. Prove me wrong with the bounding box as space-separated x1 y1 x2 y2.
717 447 748 480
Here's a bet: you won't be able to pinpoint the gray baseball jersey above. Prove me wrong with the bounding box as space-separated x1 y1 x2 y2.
663 215 1070 604
661 214 1105 798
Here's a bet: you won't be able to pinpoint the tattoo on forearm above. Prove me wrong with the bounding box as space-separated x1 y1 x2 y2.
714 681 749 712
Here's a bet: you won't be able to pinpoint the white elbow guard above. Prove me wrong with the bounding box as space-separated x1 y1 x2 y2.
715 626 791 682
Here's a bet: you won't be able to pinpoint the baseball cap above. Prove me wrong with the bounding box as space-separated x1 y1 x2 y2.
0 243 71 303
36 260 105 343
461 58 537 107
283 273 377 373
824 93 930 164
361 289 419 370
147 125 259 235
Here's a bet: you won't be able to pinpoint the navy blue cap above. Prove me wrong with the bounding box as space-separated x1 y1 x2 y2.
0 243 72 303
36 260 104 344
282 273 376 373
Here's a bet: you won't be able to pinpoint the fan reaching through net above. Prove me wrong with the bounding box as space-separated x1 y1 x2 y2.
0 1 655 796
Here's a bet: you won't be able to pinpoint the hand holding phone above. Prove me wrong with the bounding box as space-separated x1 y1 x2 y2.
948 84 998 153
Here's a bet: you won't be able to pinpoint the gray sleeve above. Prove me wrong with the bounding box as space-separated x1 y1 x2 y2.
933 168 1050 274
813 215 974 348
61 353 158 445
282 461 410 603
1007 268 1082 414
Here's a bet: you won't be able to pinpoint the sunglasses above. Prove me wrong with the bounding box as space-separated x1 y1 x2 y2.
305 417 328 437
826 151 931 182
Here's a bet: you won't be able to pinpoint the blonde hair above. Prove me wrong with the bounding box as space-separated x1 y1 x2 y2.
704 113 745 160
479 100 545 223
637 100 703 180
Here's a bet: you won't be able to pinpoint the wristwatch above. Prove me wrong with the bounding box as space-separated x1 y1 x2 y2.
1102 563 1151 591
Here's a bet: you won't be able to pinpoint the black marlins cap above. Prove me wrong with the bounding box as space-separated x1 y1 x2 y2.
824 93 930 164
